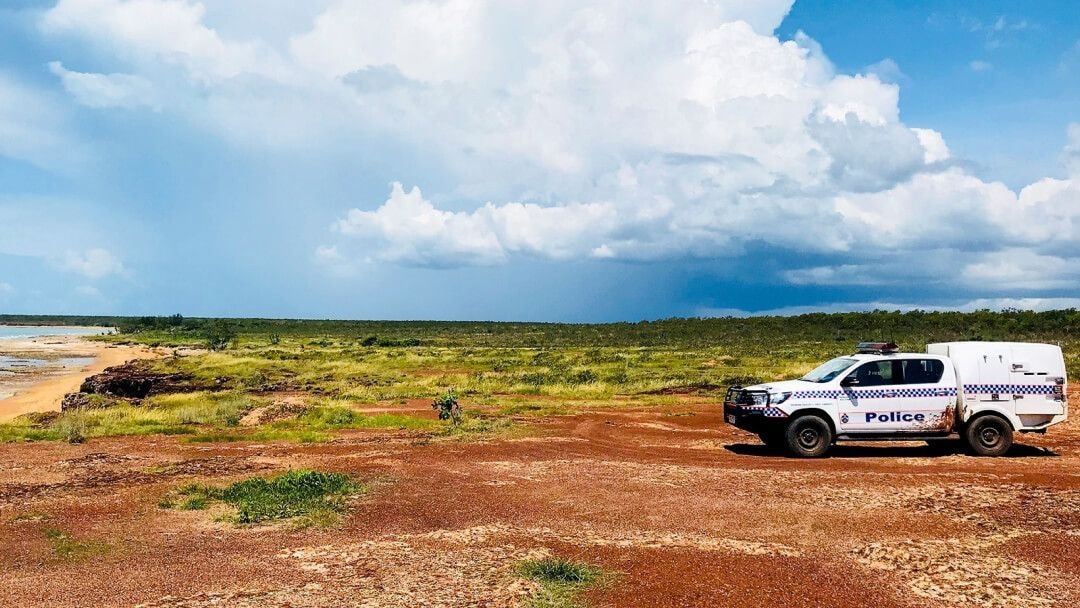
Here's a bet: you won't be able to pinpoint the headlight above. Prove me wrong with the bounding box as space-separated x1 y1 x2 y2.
770 392 792 405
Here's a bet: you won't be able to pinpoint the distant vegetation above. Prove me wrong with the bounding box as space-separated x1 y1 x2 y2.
3 309 1079 349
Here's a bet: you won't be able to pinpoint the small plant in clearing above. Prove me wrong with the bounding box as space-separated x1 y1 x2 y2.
432 389 463 426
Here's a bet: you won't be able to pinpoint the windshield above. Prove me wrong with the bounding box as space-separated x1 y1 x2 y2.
800 357 858 383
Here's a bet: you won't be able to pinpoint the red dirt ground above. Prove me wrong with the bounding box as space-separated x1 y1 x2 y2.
1 389 1078 607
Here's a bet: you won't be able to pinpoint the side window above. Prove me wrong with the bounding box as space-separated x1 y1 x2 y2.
901 359 944 384
845 361 902 386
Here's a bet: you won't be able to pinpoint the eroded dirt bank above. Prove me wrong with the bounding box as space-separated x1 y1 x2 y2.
0 389 1078 607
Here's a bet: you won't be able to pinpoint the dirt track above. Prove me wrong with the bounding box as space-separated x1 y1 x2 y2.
1 390 1078 607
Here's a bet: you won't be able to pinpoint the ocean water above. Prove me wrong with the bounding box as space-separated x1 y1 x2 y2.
0 326 110 340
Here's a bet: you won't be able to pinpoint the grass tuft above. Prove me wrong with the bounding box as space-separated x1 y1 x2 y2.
43 527 111 561
517 557 603 608
164 470 363 525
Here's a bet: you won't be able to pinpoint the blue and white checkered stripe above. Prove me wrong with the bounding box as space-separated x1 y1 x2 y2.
963 384 1056 395
727 404 788 417
794 390 840 399
791 387 957 400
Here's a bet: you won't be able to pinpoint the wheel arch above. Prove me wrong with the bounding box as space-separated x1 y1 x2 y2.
963 406 1020 431
786 408 837 436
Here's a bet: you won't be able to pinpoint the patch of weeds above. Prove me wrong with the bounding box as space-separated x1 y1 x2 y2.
517 557 603 608
163 470 363 525
43 527 111 561
661 411 696 418
567 369 599 385
438 415 520 441
178 495 210 510
55 412 87 444
290 506 345 530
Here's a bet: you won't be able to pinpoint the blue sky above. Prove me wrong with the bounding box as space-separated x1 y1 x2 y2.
0 1 1078 321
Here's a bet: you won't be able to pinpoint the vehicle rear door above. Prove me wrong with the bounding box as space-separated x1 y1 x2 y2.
1009 347 1065 416
896 358 954 432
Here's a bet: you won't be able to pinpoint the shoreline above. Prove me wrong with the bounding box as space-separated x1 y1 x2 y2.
0 336 157 422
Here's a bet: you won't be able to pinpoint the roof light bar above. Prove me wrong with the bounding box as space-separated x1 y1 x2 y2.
856 341 899 354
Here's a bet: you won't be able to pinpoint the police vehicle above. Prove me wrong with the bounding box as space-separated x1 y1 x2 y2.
724 341 1068 457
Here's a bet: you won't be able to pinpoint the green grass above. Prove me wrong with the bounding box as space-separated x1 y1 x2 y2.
517 558 604 608
183 404 440 443
0 420 61 443
43 527 111 561
163 470 363 525
288 405 440 431
0 392 257 444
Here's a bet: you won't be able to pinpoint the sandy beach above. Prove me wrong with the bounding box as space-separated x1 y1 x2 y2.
0 336 156 422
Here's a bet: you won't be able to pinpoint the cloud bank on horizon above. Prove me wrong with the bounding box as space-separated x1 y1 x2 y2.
1 0 1078 319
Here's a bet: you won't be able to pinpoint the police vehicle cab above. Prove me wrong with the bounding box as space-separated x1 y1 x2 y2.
724 341 1068 457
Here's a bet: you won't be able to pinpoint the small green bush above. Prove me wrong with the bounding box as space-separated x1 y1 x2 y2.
432 389 462 426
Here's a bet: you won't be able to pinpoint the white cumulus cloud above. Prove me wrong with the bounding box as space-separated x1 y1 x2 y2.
36 0 1080 301
48 62 158 109
62 248 124 280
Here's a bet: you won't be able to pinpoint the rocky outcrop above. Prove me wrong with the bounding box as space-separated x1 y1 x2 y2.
60 363 216 411
76 365 193 399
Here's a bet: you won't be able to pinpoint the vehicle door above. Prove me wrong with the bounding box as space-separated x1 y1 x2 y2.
976 350 1010 405
1008 348 1065 416
896 358 954 431
837 359 904 432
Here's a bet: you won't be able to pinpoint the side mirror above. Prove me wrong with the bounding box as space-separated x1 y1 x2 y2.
841 377 860 387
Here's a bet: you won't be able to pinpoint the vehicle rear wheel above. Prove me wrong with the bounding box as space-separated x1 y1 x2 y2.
964 415 1013 457
784 415 832 458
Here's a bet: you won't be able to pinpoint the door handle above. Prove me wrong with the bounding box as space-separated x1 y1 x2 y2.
883 390 896 397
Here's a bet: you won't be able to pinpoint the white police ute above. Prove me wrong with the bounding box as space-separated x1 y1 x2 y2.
724 341 1068 457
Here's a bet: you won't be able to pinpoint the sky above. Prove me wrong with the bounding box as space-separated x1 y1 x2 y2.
0 0 1078 322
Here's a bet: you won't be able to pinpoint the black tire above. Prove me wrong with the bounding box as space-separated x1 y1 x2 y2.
784 415 832 458
964 415 1013 457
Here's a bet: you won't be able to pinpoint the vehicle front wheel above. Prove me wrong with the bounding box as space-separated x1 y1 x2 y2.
964 415 1013 457
784 415 832 458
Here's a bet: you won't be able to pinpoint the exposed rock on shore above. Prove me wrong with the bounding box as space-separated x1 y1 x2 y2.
60 362 219 411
